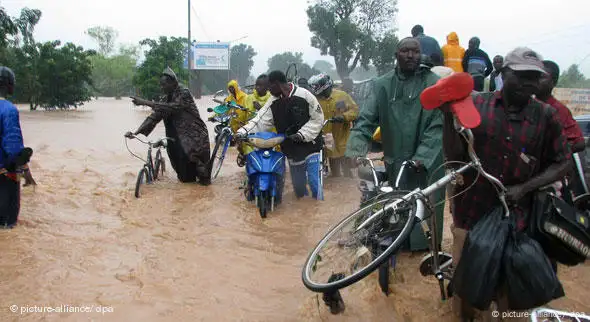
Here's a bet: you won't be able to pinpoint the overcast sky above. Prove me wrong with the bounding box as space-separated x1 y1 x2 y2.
3 0 590 78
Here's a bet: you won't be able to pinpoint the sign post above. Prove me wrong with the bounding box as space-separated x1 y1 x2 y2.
192 42 231 71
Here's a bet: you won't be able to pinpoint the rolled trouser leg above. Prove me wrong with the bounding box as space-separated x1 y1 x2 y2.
289 160 308 198
306 153 323 200
329 157 342 177
342 157 353 178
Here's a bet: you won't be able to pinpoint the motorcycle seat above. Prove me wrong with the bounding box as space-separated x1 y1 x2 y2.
358 165 388 184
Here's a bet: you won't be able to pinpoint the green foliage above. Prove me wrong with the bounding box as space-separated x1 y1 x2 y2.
85 26 138 98
373 31 399 76
1 7 94 109
230 43 256 85
267 52 319 79
85 26 119 56
133 36 188 100
306 0 398 79
32 41 96 109
89 49 138 98
558 64 590 89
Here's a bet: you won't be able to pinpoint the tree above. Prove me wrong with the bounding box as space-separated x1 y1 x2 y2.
85 26 119 56
0 7 41 61
267 52 319 79
85 26 138 98
133 36 188 100
306 0 398 79
89 47 138 98
230 43 256 85
373 31 398 76
0 7 42 108
558 64 590 89
33 41 96 109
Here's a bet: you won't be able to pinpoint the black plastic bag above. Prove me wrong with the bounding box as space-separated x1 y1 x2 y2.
452 207 510 310
504 228 565 310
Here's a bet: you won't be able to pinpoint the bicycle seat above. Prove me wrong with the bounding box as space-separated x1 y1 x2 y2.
358 165 388 184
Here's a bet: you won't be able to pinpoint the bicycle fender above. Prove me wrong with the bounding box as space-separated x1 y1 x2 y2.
257 173 272 191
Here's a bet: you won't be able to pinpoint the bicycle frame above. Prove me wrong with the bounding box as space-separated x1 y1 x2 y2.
353 119 510 300
126 135 172 179
356 122 509 232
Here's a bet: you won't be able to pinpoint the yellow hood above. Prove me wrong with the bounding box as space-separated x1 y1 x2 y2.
253 89 270 101
447 32 459 46
226 80 247 105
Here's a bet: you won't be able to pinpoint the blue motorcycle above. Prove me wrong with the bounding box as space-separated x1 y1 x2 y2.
238 131 286 218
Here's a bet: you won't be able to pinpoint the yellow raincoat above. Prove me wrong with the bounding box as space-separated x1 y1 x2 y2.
225 80 250 133
372 127 381 142
441 32 465 73
318 89 359 158
244 90 271 112
244 89 280 152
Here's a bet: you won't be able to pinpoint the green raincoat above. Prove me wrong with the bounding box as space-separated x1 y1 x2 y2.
345 66 446 251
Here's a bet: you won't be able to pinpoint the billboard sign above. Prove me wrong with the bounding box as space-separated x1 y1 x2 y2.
192 42 230 70
553 88 590 116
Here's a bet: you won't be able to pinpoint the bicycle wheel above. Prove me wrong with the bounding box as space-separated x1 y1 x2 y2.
302 191 417 293
154 150 166 180
210 132 230 180
135 167 148 198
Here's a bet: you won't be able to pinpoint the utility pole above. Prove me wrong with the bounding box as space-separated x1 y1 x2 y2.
187 0 192 92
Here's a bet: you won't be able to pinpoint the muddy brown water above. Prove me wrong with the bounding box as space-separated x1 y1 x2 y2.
1 97 589 321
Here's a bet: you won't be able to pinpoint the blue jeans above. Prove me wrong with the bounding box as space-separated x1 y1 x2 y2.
288 152 323 200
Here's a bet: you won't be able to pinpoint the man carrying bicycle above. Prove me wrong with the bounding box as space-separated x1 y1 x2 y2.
309 73 359 178
440 47 572 321
237 70 325 200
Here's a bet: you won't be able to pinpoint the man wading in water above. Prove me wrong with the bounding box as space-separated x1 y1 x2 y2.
345 37 446 251
0 66 35 228
128 67 211 185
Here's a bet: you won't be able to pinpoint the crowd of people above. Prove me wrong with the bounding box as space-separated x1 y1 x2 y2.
0 22 586 321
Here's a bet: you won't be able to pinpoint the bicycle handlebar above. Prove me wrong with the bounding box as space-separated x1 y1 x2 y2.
322 118 344 127
125 133 174 147
356 113 510 226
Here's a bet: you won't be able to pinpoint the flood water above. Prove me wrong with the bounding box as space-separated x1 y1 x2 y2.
2 97 589 321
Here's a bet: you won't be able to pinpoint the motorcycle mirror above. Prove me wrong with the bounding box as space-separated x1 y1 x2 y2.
207 107 213 112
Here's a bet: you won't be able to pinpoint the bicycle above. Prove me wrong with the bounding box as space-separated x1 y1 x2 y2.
355 158 432 296
301 114 510 303
124 132 174 198
207 90 251 180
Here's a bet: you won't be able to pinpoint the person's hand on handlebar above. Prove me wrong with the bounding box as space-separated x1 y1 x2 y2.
505 184 526 204
124 131 135 139
288 132 305 143
235 131 248 140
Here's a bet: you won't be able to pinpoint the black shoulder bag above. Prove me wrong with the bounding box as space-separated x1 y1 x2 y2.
529 189 590 266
